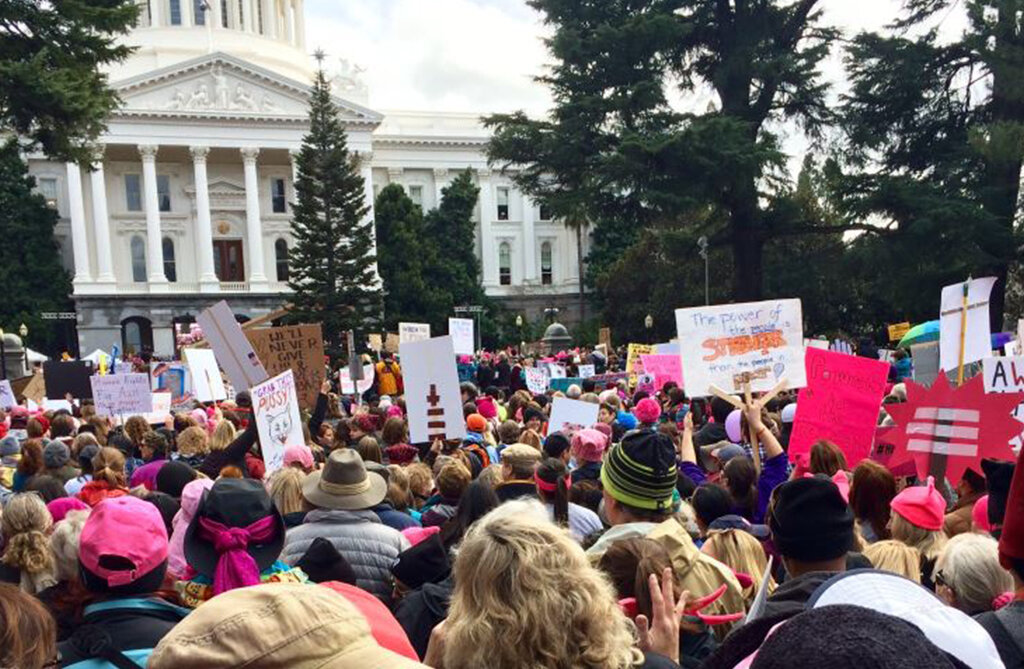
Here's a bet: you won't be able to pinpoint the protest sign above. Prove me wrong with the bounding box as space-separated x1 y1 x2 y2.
548 397 600 436
91 373 153 417
20 373 45 405
654 342 680 355
983 356 1024 450
626 344 654 378
940 277 996 372
246 324 324 410
401 336 465 444
878 349 895 364
599 327 612 349
578 364 596 379
339 364 375 395
196 301 268 391
143 391 172 425
251 369 304 475
789 348 890 467
675 299 806 396
183 348 226 403
526 367 549 394
548 363 567 379
0 380 14 410
636 373 656 395
888 322 911 342
43 361 93 399
830 339 854 355
449 318 475 356
151 362 194 407
43 399 73 412
911 342 940 387
804 339 829 350
399 322 431 344
640 354 684 391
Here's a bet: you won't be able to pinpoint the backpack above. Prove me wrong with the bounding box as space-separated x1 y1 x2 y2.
462 441 491 469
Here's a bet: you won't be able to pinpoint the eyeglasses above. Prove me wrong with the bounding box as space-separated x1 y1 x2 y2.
934 570 949 589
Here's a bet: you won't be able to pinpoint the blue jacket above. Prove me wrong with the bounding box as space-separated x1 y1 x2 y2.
371 502 421 531
59 597 190 668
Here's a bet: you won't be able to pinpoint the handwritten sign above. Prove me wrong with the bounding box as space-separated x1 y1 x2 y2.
526 367 549 394
984 356 1024 450
578 364 596 379
888 322 911 342
675 299 806 395
639 354 684 391
196 300 268 391
151 362 194 407
940 277 996 372
0 380 14 410
91 373 154 417
548 397 599 437
449 318 475 356
626 344 654 384
400 322 431 344
788 348 890 467
252 369 304 476
246 324 325 410
143 391 172 425
339 364 375 395
183 348 227 403
401 336 465 444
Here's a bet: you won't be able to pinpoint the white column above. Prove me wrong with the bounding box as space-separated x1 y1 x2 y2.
149 0 162 27
294 0 305 48
262 0 276 37
211 0 222 27
139 145 168 289
285 0 295 44
477 168 496 286
433 168 448 208
522 192 536 283
359 153 381 286
182 0 194 26
65 163 93 285
190 146 220 292
89 148 116 285
241 147 268 290
288 148 300 205
242 0 254 31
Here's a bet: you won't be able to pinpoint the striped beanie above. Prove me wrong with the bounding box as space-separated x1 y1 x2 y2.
601 431 677 511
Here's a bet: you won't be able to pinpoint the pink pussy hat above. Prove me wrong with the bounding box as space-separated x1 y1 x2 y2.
890 476 945 531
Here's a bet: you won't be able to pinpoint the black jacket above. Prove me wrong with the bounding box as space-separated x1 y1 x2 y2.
197 418 258 478
495 480 537 504
58 597 190 668
394 576 453 659
759 571 839 620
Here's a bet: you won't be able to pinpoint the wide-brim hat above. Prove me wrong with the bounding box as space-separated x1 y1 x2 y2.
184 478 285 577
302 449 387 511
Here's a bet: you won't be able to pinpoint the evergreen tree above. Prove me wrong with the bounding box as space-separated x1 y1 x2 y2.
423 169 487 311
0 0 138 163
287 62 381 357
0 141 72 352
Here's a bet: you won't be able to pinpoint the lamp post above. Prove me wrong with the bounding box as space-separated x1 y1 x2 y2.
0 328 7 380
697 236 709 306
645 314 654 343
515 314 524 351
18 323 27 375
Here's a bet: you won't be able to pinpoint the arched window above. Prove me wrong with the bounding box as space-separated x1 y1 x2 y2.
130 236 147 282
121 317 153 355
275 239 290 281
541 242 553 285
162 237 177 282
499 242 512 286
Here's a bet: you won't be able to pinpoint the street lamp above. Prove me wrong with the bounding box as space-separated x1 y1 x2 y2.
18 324 27 375
697 236 710 306
515 314 523 328
644 314 654 343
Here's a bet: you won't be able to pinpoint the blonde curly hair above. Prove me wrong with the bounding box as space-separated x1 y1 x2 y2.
701 529 775 606
444 500 644 669
176 426 210 458
267 467 307 517
1 494 56 594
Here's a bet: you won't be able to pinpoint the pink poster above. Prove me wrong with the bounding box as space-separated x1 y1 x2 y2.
788 348 890 467
639 354 684 392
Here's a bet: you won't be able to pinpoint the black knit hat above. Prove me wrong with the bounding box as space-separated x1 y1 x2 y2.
156 461 197 499
391 534 450 590
768 477 854 562
982 458 1014 538
295 537 357 585
600 430 677 512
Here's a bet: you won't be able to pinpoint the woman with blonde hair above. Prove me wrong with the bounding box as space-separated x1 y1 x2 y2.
438 500 685 668
934 533 1014 615
267 466 308 527
0 493 57 594
863 540 922 583
76 447 129 507
889 477 948 589
208 419 237 451
174 425 209 468
701 528 774 606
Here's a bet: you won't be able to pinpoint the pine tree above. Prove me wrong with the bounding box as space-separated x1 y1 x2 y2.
423 169 486 310
287 62 381 357
0 141 72 352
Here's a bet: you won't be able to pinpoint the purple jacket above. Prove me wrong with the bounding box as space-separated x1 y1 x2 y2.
129 458 167 491
681 453 788 524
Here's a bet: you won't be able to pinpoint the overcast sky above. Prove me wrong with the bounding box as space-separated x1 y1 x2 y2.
305 0 967 176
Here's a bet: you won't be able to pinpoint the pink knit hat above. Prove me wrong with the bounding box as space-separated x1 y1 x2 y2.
283 445 314 470
476 396 498 420
402 525 441 547
633 398 661 425
571 428 608 463
832 470 851 505
386 405 405 419
890 476 945 531
973 495 991 533
47 497 89 524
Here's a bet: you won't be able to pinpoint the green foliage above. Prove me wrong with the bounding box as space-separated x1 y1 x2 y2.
287 68 382 356
0 0 138 163
0 141 72 353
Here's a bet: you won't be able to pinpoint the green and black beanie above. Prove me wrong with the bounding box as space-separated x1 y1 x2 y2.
601 430 678 511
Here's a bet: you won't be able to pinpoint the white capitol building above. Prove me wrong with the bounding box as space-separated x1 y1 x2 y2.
29 0 589 356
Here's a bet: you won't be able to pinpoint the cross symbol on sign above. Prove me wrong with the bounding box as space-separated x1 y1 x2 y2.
427 384 446 441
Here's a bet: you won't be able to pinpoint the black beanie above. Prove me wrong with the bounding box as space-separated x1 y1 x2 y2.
982 458 1014 538
768 477 853 562
156 461 197 499
295 537 357 585
391 534 451 590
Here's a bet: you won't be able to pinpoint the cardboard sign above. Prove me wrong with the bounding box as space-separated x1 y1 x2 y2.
196 300 268 391
547 397 600 436
340 364 376 395
911 342 940 387
252 369 304 476
21 373 45 405
599 327 612 349
399 322 431 344
578 364 596 379
246 324 325 410
940 277 996 372
91 373 154 417
983 356 1024 451
888 322 911 342
368 333 383 353
675 299 806 395
0 380 15 410
183 348 227 403
144 391 172 425
788 348 891 467
449 318 475 356
401 336 466 444
151 362 194 407
640 354 684 391
525 367 549 394
385 333 400 354
43 361 94 399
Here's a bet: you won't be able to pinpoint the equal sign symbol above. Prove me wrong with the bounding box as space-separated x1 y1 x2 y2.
426 383 447 442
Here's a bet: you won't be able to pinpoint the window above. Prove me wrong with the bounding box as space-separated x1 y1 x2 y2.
157 175 171 212
162 237 177 282
271 178 287 213
256 0 263 32
213 240 245 281
125 174 142 212
170 0 182 24
275 239 289 281
408 185 423 210
220 0 229 27
237 0 244 27
496 187 509 220
194 0 205 24
37 177 58 207
131 236 147 282
541 242 553 285
121 317 153 355
539 203 552 221
499 242 511 286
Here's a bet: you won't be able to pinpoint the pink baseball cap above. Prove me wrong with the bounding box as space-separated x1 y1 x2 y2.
890 476 946 531
79 496 169 588
972 495 991 533
283 445 314 470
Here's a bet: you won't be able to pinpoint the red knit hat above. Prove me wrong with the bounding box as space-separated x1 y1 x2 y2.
999 444 1024 570
890 476 945 531
466 413 487 433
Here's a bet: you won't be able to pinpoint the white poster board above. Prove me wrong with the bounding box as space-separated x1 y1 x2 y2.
982 356 1024 451
251 369 304 476
0 380 15 410
143 391 172 425
196 300 269 391
525 367 549 394
548 363 567 379
401 336 466 444
399 322 431 344
578 364 596 379
339 364 376 395
91 373 154 417
804 338 830 350
548 397 599 436
183 348 227 403
675 299 806 396
940 277 996 372
448 318 475 356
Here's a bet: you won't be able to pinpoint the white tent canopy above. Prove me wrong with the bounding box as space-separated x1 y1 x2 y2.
25 348 48 364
